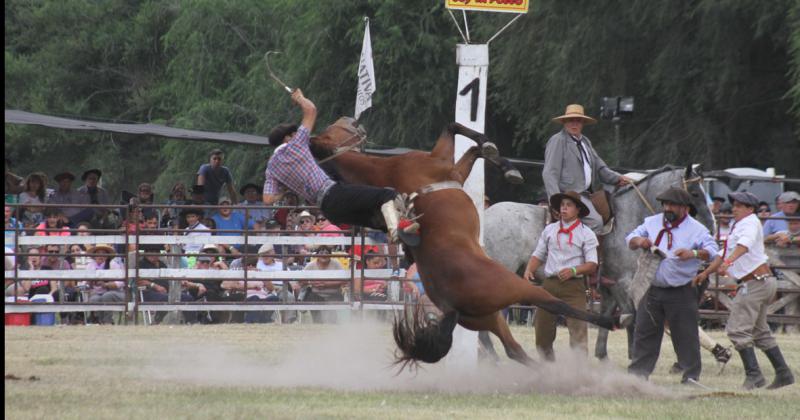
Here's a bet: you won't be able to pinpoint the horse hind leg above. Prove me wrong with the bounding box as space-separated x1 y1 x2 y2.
460 312 535 366
519 282 616 331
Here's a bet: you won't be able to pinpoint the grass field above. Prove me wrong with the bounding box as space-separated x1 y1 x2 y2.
4 320 799 420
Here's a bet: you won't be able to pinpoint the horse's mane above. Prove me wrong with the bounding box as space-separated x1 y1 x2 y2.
613 164 684 197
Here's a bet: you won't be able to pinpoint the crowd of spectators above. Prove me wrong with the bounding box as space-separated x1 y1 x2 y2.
4 153 416 325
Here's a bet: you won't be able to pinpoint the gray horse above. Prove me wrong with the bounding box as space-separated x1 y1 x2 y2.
483 165 716 360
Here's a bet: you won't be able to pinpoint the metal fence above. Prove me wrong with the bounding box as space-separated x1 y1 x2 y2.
4 202 412 325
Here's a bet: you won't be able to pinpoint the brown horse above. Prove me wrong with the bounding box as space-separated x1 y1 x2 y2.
312 117 617 369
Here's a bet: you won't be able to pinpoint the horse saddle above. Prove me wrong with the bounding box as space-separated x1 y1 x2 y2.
589 190 613 224
590 190 615 236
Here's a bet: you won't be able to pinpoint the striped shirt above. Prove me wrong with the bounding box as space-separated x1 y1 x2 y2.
263 126 336 205
532 220 599 278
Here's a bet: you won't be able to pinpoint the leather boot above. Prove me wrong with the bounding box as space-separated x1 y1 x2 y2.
738 347 766 390
763 346 795 390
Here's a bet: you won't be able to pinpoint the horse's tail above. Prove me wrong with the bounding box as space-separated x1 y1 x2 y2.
392 303 459 373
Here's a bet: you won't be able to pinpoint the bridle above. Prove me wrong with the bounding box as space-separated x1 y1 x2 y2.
316 120 368 164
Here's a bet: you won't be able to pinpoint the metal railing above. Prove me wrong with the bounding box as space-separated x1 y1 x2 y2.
4 202 414 324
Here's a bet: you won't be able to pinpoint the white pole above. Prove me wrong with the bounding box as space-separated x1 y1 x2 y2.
446 43 489 368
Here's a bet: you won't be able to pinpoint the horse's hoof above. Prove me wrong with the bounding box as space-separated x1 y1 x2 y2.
481 142 499 159
504 169 524 184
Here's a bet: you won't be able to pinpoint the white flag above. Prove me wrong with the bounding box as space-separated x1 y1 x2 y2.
354 19 375 120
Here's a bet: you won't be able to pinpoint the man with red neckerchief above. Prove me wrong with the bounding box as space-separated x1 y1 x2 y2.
523 190 599 361
694 191 795 390
625 187 718 385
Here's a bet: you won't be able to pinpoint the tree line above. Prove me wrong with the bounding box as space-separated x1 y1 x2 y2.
5 0 799 203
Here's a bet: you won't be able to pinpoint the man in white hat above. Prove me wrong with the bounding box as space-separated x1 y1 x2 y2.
543 104 632 234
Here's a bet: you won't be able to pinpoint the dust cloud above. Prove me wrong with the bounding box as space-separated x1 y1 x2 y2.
143 320 672 398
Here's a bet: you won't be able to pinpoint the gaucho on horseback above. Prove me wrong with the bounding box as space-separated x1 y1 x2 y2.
262 89 420 245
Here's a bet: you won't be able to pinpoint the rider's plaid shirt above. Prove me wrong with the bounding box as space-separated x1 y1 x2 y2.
263 125 335 205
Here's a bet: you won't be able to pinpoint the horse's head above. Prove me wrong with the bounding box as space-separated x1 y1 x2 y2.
311 117 367 159
684 164 716 234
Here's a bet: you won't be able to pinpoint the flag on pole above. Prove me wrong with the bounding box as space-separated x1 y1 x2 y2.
355 18 375 120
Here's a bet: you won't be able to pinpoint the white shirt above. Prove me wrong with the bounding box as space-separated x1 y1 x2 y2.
183 222 210 253
257 259 284 287
532 220 598 278
718 213 768 279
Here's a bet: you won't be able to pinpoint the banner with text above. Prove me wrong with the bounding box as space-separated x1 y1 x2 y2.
445 0 529 14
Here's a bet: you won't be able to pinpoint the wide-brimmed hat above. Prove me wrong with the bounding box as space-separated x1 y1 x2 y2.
239 183 260 195
87 244 115 255
552 104 597 125
257 244 275 255
549 191 590 218
81 169 102 181
728 191 759 208
656 187 692 206
298 210 314 222
218 196 232 205
54 172 76 182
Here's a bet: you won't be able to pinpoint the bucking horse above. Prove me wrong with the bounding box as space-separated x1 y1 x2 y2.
310 117 618 370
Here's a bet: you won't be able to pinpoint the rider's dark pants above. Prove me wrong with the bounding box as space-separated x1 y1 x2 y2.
320 183 396 230
628 284 701 382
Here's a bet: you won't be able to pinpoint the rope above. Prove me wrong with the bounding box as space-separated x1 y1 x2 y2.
631 181 657 215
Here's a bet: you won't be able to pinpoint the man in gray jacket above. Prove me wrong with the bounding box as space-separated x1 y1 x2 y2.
543 104 632 234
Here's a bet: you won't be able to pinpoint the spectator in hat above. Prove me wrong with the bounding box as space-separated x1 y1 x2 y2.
77 169 113 227
763 191 799 236
542 104 633 234
161 182 190 229
239 182 271 228
77 169 110 205
696 191 795 390
48 171 91 226
711 196 726 217
196 149 237 205
211 196 246 256
84 243 126 324
229 255 281 324
182 207 210 253
626 187 718 385
18 172 47 226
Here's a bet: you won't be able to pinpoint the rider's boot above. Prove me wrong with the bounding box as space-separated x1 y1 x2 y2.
763 345 795 390
738 347 767 390
381 200 420 246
